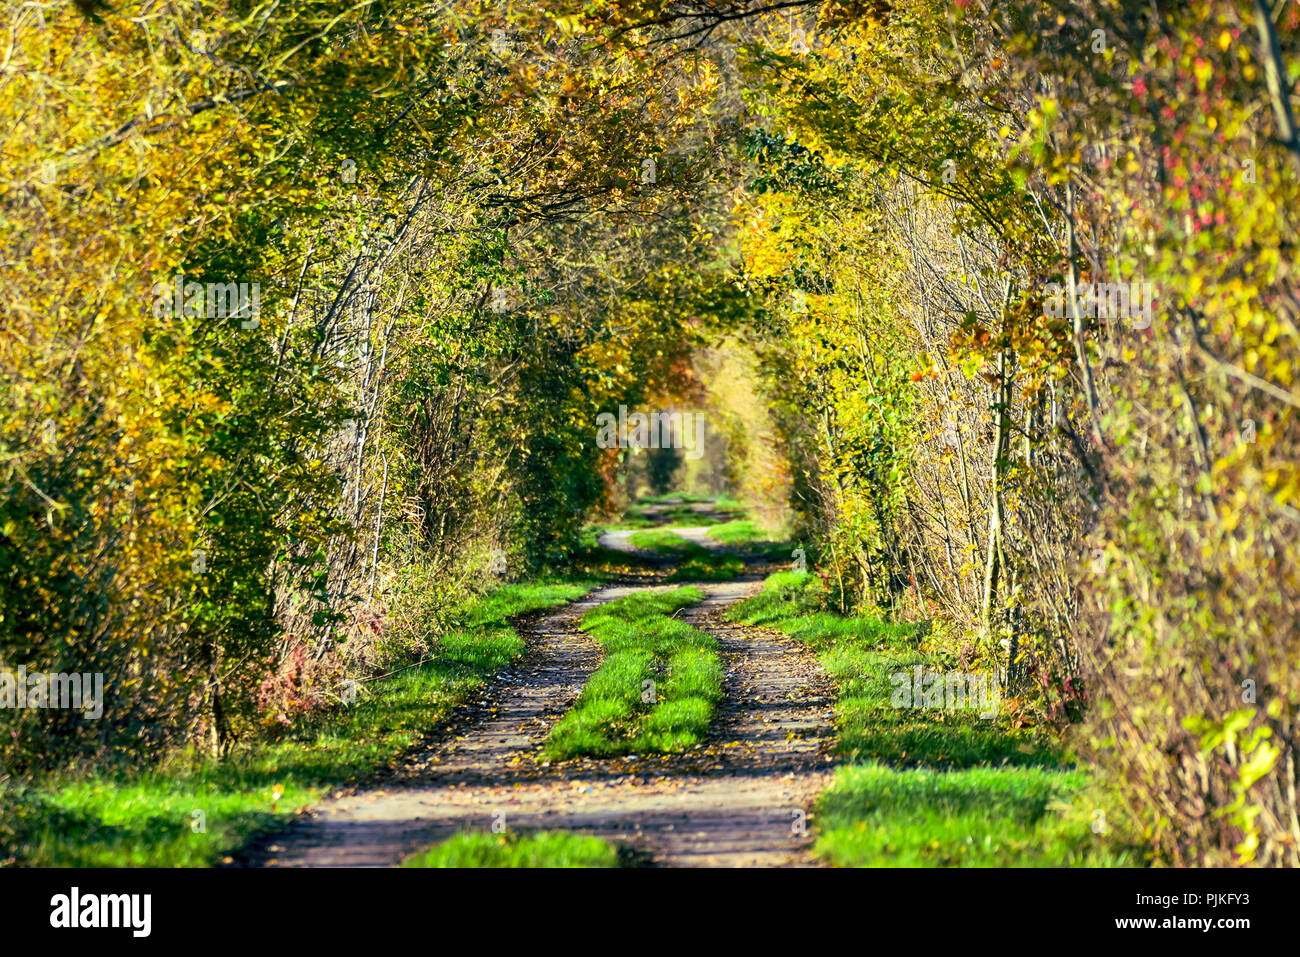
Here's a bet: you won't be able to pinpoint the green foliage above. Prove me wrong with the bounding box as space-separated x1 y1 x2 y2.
0 0 725 773
732 0 1300 865
815 764 1130 868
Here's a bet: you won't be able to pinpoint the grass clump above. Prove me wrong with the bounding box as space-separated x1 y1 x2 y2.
705 519 769 545
627 528 693 553
665 545 745 582
815 764 1130 867
402 831 620 868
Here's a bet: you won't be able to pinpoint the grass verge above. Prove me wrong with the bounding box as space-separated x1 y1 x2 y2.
815 764 1128 866
545 586 722 758
0 580 594 867
401 831 620 868
729 571 1137 867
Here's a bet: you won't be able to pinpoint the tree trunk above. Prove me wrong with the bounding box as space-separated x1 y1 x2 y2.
1254 0 1300 173
1065 182 1102 438
981 348 1009 638
207 643 226 758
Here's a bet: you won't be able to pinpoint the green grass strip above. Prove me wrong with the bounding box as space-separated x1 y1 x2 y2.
545 586 722 758
815 764 1132 867
401 831 620 868
627 528 693 553
705 519 768 544
665 546 745 582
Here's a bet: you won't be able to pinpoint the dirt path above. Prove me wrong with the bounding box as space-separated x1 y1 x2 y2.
251 528 834 868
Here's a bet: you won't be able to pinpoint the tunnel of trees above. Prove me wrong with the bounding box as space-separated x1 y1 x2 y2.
2 0 1298 868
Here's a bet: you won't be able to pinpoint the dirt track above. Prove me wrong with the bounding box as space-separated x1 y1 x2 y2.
250 531 834 868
